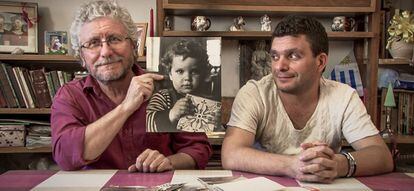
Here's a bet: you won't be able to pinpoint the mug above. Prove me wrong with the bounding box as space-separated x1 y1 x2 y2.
331 16 356 32
191 16 211 31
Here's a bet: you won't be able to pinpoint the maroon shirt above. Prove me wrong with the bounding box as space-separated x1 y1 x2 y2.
51 64 212 170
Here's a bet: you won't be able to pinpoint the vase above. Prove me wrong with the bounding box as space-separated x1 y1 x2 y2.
388 40 414 59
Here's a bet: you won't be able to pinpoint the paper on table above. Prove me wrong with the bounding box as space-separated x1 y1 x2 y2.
406 173 414 178
171 170 233 188
215 177 285 191
31 170 117 191
298 178 372 191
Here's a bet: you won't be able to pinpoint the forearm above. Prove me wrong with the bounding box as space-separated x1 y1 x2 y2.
168 152 196 169
83 103 132 161
222 146 293 176
349 145 393 176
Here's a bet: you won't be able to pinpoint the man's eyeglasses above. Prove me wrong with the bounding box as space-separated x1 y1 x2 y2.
80 35 132 52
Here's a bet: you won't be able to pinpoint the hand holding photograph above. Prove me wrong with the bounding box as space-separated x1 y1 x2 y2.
146 37 222 133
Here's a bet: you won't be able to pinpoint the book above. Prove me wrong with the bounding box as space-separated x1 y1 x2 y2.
0 63 18 108
15 67 36 108
5 65 26 107
0 87 7 108
30 69 52 108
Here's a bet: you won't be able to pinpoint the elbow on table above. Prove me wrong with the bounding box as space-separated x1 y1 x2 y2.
221 148 240 170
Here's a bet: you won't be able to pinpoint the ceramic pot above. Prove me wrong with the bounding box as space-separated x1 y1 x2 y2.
388 40 414 59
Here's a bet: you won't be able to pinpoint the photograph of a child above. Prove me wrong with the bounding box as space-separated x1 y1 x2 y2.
146 37 222 133
45 31 68 55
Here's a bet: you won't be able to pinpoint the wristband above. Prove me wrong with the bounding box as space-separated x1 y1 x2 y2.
341 151 357 177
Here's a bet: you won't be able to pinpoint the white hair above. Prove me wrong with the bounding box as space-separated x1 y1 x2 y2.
70 0 138 58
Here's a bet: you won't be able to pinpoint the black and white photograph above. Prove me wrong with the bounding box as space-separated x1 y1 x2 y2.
146 37 222 133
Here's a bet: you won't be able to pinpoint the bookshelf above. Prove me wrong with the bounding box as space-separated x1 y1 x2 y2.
157 0 381 125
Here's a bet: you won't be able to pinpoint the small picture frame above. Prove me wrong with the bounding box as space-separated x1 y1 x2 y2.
44 31 68 55
0 2 38 53
136 23 148 57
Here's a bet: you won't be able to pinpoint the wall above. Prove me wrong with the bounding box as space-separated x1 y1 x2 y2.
6 0 156 54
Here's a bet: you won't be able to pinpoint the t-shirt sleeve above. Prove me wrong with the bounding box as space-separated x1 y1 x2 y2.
227 82 263 135
342 91 379 144
51 85 93 170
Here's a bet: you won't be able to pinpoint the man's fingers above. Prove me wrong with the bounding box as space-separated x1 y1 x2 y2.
145 73 164 81
142 150 160 173
300 146 335 161
136 149 151 172
296 173 334 184
301 141 328 150
149 155 165 172
128 164 137 172
157 158 173 172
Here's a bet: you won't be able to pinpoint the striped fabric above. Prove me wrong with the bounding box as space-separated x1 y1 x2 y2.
330 63 364 97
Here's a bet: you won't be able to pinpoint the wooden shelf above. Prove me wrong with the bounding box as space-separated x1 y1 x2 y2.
0 146 51 153
0 54 146 63
389 135 414 144
0 108 51 114
162 31 375 40
163 0 375 15
0 54 146 70
379 58 413 65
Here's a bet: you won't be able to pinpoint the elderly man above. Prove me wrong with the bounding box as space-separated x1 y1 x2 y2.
222 15 393 183
51 0 211 172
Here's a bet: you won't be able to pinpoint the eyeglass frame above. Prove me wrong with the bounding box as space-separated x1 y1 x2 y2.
80 34 133 52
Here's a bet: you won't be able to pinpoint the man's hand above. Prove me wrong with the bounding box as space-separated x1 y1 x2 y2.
288 141 339 183
122 73 164 114
128 149 173 173
169 97 194 123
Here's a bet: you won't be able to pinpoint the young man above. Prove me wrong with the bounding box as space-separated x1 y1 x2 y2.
221 15 393 183
51 0 211 172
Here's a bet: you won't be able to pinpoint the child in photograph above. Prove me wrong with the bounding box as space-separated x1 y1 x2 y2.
146 39 220 132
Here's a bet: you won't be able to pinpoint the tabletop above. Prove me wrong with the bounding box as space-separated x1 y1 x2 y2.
0 170 413 191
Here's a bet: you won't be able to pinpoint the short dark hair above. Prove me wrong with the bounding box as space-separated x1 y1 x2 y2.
161 39 210 74
272 15 329 56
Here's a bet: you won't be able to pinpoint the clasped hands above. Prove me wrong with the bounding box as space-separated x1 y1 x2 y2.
128 149 173 173
289 141 339 183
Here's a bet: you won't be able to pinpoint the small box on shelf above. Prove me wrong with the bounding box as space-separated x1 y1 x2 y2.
0 123 25 147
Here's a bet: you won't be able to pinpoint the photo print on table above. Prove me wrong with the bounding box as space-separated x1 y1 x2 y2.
146 37 222 133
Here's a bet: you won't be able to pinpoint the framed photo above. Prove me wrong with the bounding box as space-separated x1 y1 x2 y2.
136 23 147 56
0 2 38 53
44 31 68 55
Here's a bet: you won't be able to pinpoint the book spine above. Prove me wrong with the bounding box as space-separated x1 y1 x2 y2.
0 87 7 108
21 68 38 108
12 67 29 108
45 72 55 99
5 65 26 107
0 63 18 108
16 67 36 108
50 71 61 94
30 69 52 108
57 71 65 86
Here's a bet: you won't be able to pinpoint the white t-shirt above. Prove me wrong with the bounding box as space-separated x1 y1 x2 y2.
227 74 378 155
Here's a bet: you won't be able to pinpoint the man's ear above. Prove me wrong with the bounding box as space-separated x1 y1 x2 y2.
78 52 87 68
317 53 328 72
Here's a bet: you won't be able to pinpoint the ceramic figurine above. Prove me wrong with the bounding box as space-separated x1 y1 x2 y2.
260 14 271 31
229 16 246 31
